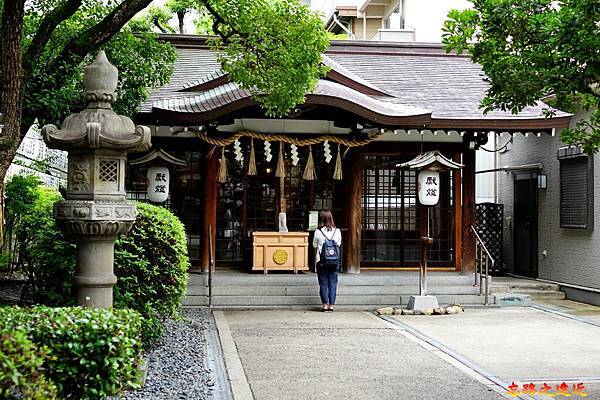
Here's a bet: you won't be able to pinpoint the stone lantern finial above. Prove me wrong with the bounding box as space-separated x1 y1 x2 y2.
84 51 118 107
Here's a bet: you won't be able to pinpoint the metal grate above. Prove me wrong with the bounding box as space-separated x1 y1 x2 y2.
475 202 504 275
99 160 118 182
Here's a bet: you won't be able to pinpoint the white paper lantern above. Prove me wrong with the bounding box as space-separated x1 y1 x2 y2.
418 170 440 206
147 166 170 203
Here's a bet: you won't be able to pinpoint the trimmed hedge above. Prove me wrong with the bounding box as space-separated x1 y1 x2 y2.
17 185 77 306
5 177 190 347
0 306 142 399
114 202 190 345
0 328 58 399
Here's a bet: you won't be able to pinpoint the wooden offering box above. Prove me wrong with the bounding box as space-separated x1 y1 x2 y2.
252 232 309 274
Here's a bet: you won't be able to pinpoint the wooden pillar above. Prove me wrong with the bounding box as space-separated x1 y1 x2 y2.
453 152 463 271
201 151 218 273
345 149 362 273
461 148 476 272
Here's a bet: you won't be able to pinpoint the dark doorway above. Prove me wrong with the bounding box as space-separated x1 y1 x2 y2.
513 172 538 278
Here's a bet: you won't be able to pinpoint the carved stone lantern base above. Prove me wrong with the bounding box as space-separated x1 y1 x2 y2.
55 200 137 308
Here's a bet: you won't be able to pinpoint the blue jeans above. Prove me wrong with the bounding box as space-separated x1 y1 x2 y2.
317 265 338 305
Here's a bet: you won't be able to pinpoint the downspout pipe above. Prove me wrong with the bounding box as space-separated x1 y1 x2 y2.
333 12 355 40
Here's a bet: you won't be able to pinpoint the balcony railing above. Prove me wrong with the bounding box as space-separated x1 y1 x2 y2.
371 28 415 42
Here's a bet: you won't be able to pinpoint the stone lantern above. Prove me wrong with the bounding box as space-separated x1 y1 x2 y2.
42 51 151 308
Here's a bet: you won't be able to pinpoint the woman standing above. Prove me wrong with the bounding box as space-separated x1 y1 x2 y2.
313 210 342 312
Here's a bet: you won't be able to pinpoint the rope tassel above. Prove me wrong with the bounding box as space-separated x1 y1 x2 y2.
218 147 228 183
333 144 343 180
303 145 316 181
275 141 286 178
248 139 257 176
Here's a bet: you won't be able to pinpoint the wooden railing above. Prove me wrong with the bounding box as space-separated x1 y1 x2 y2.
470 225 494 305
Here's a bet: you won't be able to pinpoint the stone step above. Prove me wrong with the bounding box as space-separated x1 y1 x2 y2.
493 293 532 307
183 295 209 306
182 294 494 307
187 273 475 287
213 294 402 306
510 290 565 300
186 285 482 296
503 283 559 290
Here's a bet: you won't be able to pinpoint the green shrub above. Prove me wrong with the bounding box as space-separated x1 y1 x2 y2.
0 328 58 400
114 202 190 344
1 175 44 273
8 178 190 346
0 306 142 399
19 186 77 305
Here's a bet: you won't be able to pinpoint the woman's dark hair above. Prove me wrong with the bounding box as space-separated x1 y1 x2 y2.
319 209 336 229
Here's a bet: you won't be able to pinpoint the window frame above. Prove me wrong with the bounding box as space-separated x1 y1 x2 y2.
558 147 594 230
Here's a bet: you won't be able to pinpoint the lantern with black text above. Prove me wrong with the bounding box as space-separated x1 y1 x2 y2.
130 148 186 204
147 166 170 203
418 170 440 206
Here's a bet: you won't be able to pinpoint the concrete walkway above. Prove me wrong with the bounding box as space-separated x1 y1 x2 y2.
390 302 600 398
214 310 502 400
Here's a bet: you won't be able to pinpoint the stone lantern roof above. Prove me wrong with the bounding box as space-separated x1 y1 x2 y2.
42 51 150 152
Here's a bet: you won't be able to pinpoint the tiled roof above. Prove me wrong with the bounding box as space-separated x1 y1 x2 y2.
328 53 561 120
138 36 571 129
153 79 431 124
181 69 228 90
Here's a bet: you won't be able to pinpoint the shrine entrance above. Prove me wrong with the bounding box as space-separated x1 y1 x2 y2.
215 141 345 269
213 141 459 270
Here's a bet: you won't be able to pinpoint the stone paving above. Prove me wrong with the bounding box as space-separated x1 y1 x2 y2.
390 302 600 399
536 299 600 321
217 310 501 400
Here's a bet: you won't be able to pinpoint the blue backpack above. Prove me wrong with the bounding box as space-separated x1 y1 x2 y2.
320 228 340 270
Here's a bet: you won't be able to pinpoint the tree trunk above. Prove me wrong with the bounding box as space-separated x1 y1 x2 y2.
177 11 185 34
0 0 27 247
0 0 26 183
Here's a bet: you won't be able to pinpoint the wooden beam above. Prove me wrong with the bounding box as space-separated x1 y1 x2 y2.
201 150 218 273
453 152 462 271
461 148 476 272
345 149 363 273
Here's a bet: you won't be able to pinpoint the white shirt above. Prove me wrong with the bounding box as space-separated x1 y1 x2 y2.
313 227 342 265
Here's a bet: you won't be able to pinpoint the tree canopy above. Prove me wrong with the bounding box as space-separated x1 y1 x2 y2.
131 0 330 117
23 0 177 129
0 0 329 184
206 0 329 116
442 0 600 154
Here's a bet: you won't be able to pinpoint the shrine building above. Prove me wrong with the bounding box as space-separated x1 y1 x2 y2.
130 35 570 275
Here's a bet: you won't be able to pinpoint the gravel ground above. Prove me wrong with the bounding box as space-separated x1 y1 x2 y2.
124 308 215 400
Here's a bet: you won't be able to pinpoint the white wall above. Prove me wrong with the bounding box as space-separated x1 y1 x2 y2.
476 134 496 204
5 125 67 189
403 0 472 42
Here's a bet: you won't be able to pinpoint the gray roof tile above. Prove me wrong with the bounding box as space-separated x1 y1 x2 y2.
139 39 570 124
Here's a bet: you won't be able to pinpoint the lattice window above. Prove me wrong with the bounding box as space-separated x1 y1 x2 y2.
126 149 203 262
361 155 454 267
99 160 118 182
